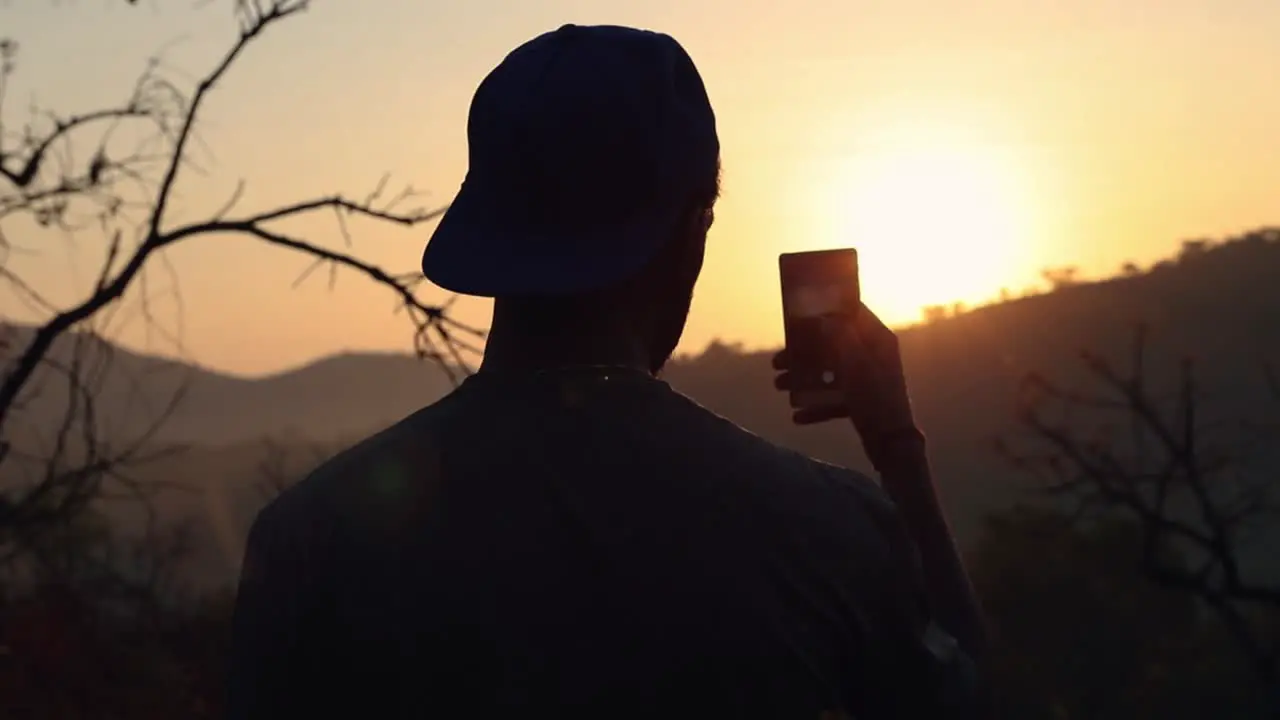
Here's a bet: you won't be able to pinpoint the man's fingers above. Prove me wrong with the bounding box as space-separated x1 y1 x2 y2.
772 372 847 424
772 305 902 428
792 405 847 425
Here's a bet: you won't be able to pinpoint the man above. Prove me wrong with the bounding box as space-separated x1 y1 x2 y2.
227 24 986 718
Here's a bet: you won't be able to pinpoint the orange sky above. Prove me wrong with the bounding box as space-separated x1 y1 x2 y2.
3 0 1278 376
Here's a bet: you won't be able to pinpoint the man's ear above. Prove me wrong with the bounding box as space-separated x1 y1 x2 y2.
637 198 709 290
675 208 707 283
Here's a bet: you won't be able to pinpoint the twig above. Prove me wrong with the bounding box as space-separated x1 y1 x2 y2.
1003 324 1280 681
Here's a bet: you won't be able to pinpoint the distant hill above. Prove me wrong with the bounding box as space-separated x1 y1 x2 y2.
5 227 1280 588
0 332 459 446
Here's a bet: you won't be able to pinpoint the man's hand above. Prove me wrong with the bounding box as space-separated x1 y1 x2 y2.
772 304 920 461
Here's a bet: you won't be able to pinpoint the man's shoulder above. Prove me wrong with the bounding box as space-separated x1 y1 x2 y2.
803 455 898 517
768 449 903 543
676 392 893 506
249 393 461 540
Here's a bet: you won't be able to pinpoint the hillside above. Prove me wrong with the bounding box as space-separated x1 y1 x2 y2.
4 228 1280 588
0 335 458 446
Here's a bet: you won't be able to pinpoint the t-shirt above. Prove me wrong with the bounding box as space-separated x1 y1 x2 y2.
226 366 977 718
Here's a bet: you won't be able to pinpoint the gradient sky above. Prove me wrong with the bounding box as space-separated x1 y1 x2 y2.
3 0 1278 376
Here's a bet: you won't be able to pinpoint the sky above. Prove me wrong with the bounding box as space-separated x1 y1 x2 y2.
2 0 1278 376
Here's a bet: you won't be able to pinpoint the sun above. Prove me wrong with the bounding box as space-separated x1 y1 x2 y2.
818 144 1033 324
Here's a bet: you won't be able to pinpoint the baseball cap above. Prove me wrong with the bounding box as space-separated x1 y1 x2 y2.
421 24 720 298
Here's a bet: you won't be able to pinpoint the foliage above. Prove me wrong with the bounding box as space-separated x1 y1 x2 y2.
969 506 1272 718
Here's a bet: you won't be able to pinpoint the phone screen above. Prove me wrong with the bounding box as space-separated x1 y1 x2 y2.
778 249 860 408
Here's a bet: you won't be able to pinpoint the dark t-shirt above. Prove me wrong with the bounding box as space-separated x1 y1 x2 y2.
226 367 976 718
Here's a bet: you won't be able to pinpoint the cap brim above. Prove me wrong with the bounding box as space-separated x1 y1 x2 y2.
422 181 679 298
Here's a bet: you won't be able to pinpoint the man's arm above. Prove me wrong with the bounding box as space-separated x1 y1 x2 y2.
225 502 326 719
773 305 990 712
866 431 987 666
853 463 985 719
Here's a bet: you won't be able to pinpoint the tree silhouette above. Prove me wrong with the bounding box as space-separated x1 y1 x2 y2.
997 324 1280 686
1040 265 1080 291
0 3 484 713
0 0 483 544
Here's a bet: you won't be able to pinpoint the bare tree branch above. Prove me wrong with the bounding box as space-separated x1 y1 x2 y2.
0 0 479 439
146 0 309 240
0 107 151 190
999 325 1280 681
0 4 482 679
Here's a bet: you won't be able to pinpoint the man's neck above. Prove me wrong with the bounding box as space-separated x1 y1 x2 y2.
479 323 652 376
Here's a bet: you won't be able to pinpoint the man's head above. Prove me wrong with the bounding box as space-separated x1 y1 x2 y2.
421 24 720 373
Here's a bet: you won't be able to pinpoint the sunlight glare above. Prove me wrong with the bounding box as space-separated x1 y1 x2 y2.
818 144 1033 324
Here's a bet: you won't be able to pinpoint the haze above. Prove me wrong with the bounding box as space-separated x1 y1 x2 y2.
4 0 1278 375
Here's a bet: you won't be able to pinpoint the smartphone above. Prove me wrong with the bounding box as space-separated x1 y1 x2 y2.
779 248 860 408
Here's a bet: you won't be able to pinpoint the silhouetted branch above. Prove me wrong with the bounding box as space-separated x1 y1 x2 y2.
0 1 481 659
3 1 470 714
145 0 309 241
0 0 478 441
999 324 1280 681
0 322 186 569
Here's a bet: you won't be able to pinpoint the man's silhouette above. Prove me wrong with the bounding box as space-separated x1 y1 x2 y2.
227 24 985 719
